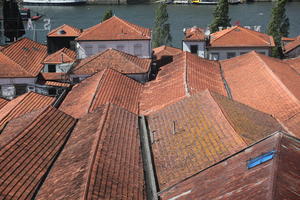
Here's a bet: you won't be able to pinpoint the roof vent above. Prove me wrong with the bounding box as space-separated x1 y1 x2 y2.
57 29 66 35
247 150 276 169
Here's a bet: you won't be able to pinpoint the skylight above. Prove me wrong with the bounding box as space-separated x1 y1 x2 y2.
247 150 276 169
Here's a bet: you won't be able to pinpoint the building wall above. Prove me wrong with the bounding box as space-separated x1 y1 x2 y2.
76 40 152 59
0 78 36 99
43 63 74 73
285 46 300 58
182 41 206 58
207 47 271 60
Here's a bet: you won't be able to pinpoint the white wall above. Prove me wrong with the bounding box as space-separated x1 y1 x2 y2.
43 63 74 73
0 78 36 85
76 40 152 59
182 41 206 58
207 47 271 60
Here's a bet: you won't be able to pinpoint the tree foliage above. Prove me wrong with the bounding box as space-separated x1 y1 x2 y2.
210 0 231 33
267 0 290 58
152 3 172 48
102 9 113 22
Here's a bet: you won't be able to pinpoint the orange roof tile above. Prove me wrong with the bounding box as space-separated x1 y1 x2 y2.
183 27 205 41
47 24 81 37
72 48 151 75
0 52 33 77
153 45 182 60
0 98 8 109
0 106 76 200
60 69 142 118
43 81 71 87
146 90 283 190
1 38 47 77
76 16 151 41
140 52 227 115
221 51 300 136
43 48 76 64
210 26 275 47
283 37 300 53
160 132 299 200
36 104 146 200
0 92 55 130
282 36 296 42
40 72 69 81
284 57 300 74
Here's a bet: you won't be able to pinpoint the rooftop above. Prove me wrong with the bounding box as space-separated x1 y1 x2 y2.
59 68 142 118
0 98 8 109
43 48 76 64
209 26 275 47
183 27 205 41
47 24 81 37
76 16 151 41
36 104 146 200
283 57 300 74
153 45 183 60
283 36 300 53
72 48 151 75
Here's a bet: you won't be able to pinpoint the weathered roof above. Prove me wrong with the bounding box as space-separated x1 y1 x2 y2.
36 104 146 200
0 92 55 130
0 98 8 109
221 51 300 136
153 45 182 60
1 38 47 77
183 27 205 41
0 106 76 200
284 57 300 74
43 48 76 64
140 51 227 115
146 90 283 190
76 16 151 41
43 81 71 88
160 132 300 200
282 36 296 42
47 24 81 37
284 37 300 53
209 26 275 47
40 72 68 81
60 68 142 118
72 48 151 75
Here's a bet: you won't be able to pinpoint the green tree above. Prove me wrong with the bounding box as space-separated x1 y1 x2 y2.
102 9 113 22
267 0 290 58
210 0 231 33
152 3 172 48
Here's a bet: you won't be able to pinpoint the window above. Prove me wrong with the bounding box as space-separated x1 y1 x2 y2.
116 45 124 51
98 45 106 53
48 88 57 96
190 45 198 54
48 64 56 72
15 84 27 96
240 52 247 55
247 150 276 169
85 45 93 57
134 44 142 56
227 52 236 59
210 53 219 60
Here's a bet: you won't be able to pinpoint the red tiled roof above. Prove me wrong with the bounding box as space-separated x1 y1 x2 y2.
160 132 299 200
140 51 227 115
72 48 151 75
43 81 70 87
0 98 8 109
76 16 151 41
183 27 205 41
282 36 296 42
153 45 182 60
60 68 142 118
40 72 68 81
47 24 81 37
43 48 76 64
0 92 55 130
284 57 300 74
0 106 76 200
146 90 283 190
36 104 146 200
284 37 300 53
0 52 33 77
210 26 275 47
221 51 300 136
1 38 47 77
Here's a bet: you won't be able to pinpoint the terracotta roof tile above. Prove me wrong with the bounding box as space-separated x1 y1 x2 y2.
0 106 76 200
153 45 182 60
72 48 151 75
282 36 296 42
284 37 300 53
221 51 300 136
146 90 283 190
43 81 70 87
210 26 275 47
0 92 55 130
47 24 81 37
0 98 8 109
43 48 76 64
1 38 47 77
183 27 205 41
160 132 299 200
40 72 69 81
60 69 142 118
0 52 32 77
76 16 151 41
36 104 146 200
283 57 300 74
140 52 227 115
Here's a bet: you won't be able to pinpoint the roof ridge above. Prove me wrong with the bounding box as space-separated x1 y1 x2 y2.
73 50 109 72
0 52 33 76
211 26 236 43
113 48 148 71
183 52 190 97
83 103 111 200
115 16 148 37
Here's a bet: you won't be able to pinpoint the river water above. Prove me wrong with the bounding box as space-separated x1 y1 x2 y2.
2 2 300 47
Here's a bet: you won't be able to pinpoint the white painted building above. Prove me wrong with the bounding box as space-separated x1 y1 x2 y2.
182 27 206 58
